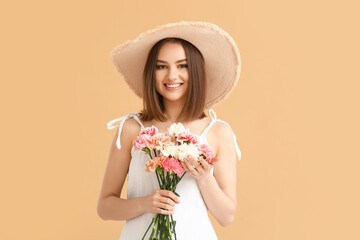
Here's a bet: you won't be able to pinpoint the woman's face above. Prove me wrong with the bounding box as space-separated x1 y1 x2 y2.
155 42 189 104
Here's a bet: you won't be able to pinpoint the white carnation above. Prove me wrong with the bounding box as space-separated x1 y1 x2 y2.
177 143 200 161
168 123 187 138
160 143 179 158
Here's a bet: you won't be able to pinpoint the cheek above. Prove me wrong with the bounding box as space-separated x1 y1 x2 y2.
182 71 190 82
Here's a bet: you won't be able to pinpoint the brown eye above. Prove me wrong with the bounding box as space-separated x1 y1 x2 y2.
179 64 188 68
156 65 167 69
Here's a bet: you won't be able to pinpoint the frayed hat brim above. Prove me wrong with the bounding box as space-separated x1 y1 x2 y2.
110 21 241 108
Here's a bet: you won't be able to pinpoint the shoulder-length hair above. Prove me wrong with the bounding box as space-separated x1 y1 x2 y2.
139 37 207 123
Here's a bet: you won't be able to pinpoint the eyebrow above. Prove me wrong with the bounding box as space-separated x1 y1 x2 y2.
156 58 187 63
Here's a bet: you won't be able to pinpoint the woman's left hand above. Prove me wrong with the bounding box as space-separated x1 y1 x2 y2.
181 155 217 181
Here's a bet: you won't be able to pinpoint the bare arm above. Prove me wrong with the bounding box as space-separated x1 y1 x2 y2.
97 119 145 220
182 122 237 226
199 122 237 226
97 119 180 221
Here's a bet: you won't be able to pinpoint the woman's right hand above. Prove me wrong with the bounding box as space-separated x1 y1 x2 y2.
144 189 180 215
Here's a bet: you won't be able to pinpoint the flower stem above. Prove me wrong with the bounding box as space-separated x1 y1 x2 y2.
155 171 161 188
170 215 177 240
142 213 158 240
151 214 160 239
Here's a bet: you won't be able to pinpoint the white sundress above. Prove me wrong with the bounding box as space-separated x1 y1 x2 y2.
106 109 241 240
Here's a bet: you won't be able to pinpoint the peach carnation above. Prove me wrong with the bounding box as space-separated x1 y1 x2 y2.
145 156 167 173
146 133 171 151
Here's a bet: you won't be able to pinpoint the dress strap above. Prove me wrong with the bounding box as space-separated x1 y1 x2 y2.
209 108 217 120
201 109 218 137
106 113 145 150
203 109 242 161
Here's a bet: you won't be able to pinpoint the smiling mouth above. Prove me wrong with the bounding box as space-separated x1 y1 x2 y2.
164 83 183 88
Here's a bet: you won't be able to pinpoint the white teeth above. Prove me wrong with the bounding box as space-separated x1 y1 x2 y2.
165 83 182 88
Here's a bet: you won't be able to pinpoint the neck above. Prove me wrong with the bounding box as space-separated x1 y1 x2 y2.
163 99 185 123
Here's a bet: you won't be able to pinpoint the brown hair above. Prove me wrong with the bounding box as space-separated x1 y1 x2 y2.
139 37 207 123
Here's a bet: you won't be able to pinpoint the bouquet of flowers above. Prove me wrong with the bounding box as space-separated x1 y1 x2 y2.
132 123 215 240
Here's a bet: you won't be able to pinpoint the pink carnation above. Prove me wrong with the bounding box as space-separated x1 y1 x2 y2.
198 143 215 163
140 126 158 137
147 133 171 151
133 135 148 151
177 131 200 145
161 157 184 177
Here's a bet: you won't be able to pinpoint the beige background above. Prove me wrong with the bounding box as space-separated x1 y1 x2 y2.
1 0 359 239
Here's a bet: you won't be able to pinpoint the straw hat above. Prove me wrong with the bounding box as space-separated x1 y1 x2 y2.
110 21 241 108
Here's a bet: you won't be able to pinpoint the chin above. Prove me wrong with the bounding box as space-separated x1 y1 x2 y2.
163 95 186 103
165 97 184 102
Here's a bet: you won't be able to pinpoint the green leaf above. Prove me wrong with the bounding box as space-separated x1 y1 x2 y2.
142 147 151 157
156 165 164 177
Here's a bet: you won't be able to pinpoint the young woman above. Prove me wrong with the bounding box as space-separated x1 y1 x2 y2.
97 21 242 239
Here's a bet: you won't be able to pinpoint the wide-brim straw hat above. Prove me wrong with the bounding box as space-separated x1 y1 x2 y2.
110 21 241 108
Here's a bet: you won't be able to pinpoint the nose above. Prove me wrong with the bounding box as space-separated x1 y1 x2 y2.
168 66 179 81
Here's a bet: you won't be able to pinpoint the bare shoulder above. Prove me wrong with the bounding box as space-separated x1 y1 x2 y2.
113 118 142 151
211 120 234 143
98 117 142 204
212 120 234 138
121 118 142 138
207 120 236 159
